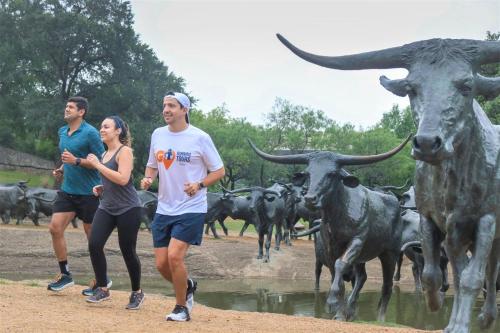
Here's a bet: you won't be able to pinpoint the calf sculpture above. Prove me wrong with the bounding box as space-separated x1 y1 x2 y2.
248 136 410 321
276 34 499 333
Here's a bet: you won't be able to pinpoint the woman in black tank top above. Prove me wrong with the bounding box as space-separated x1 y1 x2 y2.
85 116 144 309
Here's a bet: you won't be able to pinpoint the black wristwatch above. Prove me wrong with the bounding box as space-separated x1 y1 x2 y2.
198 181 205 190
75 158 81 166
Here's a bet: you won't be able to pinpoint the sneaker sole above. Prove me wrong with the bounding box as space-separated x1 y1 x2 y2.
48 281 75 292
126 295 145 310
166 316 190 322
86 296 111 303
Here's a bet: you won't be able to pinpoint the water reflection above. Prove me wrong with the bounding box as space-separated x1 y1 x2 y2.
193 286 498 333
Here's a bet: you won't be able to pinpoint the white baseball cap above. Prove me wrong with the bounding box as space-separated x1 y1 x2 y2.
165 91 191 123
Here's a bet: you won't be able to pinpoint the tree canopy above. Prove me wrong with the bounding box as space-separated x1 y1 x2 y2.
0 2 497 191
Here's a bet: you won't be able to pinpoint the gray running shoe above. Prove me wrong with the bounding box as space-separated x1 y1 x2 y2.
126 290 145 310
86 287 110 303
166 304 190 322
186 278 197 314
82 278 113 296
47 273 74 291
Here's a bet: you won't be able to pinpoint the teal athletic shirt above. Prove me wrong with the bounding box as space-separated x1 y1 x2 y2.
58 120 104 195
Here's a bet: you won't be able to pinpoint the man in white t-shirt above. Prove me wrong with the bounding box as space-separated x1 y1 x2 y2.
141 92 225 322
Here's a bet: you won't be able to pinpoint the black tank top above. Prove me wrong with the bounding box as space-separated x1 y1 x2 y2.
98 145 141 215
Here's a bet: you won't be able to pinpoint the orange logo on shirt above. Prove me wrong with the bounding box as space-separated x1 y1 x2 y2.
156 149 176 170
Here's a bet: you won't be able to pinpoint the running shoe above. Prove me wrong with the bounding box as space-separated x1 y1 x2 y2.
126 290 145 310
81 278 113 296
47 273 74 291
86 287 110 303
166 304 190 322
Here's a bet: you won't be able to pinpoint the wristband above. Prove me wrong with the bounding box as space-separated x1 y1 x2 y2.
75 158 81 166
198 181 205 190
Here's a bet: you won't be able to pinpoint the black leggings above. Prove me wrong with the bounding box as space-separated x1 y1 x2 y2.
89 207 142 291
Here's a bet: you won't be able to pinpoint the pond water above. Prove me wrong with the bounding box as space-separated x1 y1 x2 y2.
3 274 499 333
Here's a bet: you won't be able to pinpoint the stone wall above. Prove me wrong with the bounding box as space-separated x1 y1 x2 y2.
0 146 54 174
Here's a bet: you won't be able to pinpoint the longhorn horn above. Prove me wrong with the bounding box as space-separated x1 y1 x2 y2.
295 224 321 237
377 179 411 191
275 180 293 191
227 187 255 194
276 33 410 70
401 241 421 252
477 40 500 65
336 134 412 166
475 74 500 100
247 139 310 165
264 189 281 197
29 195 55 203
220 186 232 194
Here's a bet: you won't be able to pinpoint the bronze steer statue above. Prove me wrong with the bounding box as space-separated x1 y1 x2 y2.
248 136 410 321
289 172 321 241
0 183 26 224
204 192 229 238
394 186 450 293
268 182 301 248
224 186 282 262
295 219 357 295
276 34 499 333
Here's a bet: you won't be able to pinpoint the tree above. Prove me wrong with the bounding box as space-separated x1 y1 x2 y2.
377 105 416 139
0 0 187 175
191 105 269 189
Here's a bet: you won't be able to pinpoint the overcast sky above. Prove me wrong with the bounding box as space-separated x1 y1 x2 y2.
129 0 499 127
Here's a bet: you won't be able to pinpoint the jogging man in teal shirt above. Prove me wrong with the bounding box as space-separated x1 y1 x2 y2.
47 96 107 292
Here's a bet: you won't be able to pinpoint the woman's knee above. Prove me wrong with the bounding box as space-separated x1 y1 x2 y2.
88 237 105 254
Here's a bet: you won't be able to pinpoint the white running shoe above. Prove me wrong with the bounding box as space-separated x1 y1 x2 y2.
166 304 190 322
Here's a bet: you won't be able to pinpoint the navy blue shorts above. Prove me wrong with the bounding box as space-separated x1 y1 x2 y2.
151 213 206 248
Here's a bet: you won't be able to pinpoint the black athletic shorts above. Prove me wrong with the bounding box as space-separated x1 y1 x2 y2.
53 191 99 224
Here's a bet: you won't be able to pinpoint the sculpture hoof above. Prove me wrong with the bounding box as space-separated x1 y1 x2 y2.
333 313 346 321
425 291 442 312
444 324 466 333
478 311 496 330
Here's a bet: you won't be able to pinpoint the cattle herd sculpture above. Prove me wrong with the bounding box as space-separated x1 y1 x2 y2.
273 34 500 332
0 35 498 332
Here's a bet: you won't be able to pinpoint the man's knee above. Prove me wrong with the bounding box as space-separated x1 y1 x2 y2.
155 255 169 272
49 221 65 237
167 250 184 268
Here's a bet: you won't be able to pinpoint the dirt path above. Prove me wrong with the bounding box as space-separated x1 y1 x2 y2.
0 280 433 333
0 222 429 333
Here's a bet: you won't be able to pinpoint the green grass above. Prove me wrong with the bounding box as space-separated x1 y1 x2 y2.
0 170 54 187
24 280 41 287
354 320 408 328
212 218 258 234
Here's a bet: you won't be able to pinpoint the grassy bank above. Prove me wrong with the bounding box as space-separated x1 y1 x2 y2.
0 170 54 187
